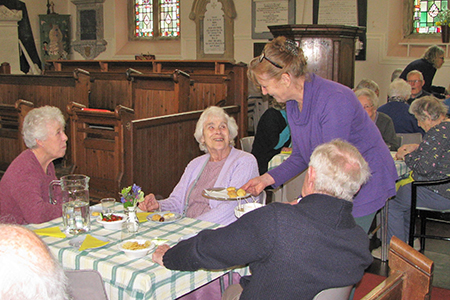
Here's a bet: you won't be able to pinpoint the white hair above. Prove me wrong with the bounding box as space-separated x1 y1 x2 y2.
22 106 65 149
388 79 411 102
309 139 371 202
0 224 69 300
194 106 238 152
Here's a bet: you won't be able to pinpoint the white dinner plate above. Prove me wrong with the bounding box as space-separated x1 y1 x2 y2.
146 211 183 223
69 234 109 249
202 187 251 200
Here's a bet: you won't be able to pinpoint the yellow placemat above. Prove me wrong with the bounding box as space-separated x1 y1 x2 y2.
281 150 292 154
79 234 109 251
136 212 151 223
33 226 66 238
396 171 414 191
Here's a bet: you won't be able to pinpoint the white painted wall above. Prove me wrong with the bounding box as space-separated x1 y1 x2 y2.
15 0 450 104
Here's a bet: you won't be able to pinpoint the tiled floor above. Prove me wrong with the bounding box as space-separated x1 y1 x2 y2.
368 220 450 289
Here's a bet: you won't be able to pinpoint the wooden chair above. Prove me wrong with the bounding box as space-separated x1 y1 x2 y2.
361 236 433 300
240 136 254 153
396 132 422 145
408 177 450 253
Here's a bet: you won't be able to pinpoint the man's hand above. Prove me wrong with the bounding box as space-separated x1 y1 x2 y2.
152 244 171 266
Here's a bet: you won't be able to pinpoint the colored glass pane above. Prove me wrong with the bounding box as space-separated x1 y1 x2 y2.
159 0 180 37
135 0 153 37
413 0 449 34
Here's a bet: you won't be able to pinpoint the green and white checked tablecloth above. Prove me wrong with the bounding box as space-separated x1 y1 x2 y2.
27 213 248 300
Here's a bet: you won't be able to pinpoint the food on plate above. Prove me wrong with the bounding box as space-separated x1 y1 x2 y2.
122 240 151 250
151 214 161 221
226 187 236 192
101 213 123 222
92 212 100 217
237 188 246 197
227 190 238 198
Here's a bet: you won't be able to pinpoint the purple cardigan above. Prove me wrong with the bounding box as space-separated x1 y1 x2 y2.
159 147 259 225
268 74 398 218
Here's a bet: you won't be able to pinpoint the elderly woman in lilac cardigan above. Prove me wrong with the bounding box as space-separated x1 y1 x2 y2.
139 106 259 226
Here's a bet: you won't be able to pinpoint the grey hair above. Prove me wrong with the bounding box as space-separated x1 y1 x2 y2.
22 106 65 149
309 139 371 202
194 106 238 152
354 88 379 108
354 78 380 96
422 45 445 68
388 79 411 102
409 95 448 122
391 68 403 82
0 224 69 300
407 70 424 81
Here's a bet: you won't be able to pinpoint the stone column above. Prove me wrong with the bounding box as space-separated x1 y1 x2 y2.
0 6 22 74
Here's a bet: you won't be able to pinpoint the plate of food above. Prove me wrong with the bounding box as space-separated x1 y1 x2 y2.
202 187 251 200
118 239 155 258
146 211 183 223
96 213 126 230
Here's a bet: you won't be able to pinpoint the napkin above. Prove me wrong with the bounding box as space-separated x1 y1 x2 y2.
136 212 151 223
79 234 109 251
281 149 292 154
33 227 66 238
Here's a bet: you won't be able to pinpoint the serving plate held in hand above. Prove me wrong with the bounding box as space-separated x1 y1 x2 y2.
202 187 251 200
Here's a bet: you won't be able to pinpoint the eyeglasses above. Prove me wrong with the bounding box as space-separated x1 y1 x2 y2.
363 104 374 109
259 52 283 69
407 80 422 84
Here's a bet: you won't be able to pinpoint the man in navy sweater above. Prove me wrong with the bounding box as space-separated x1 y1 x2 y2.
152 140 373 300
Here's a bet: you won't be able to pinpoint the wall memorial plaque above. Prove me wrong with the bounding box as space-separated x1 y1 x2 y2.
204 0 225 54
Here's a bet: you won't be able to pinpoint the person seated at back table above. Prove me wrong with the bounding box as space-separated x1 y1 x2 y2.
0 224 68 300
152 139 373 300
251 97 291 175
399 45 446 97
139 106 260 226
355 88 400 151
0 106 67 224
378 78 425 135
406 70 430 105
354 78 380 97
387 96 450 245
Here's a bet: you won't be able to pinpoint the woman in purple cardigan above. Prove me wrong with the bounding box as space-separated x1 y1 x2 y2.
242 37 398 232
139 106 259 226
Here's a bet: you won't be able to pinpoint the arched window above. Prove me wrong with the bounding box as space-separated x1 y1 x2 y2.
132 0 180 39
413 0 448 34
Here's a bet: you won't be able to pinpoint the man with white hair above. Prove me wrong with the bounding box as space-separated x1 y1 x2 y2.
152 139 373 300
406 70 430 104
0 224 68 300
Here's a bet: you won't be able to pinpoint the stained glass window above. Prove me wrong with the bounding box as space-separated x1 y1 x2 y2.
413 0 448 33
134 0 180 39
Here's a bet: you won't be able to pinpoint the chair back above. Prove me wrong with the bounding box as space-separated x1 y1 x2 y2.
259 190 266 205
240 136 255 153
397 133 422 145
312 285 353 300
65 270 109 300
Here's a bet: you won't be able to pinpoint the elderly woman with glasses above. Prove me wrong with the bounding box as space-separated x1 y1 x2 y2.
242 36 398 233
388 96 450 244
355 88 400 151
0 106 67 224
399 45 446 96
139 106 259 226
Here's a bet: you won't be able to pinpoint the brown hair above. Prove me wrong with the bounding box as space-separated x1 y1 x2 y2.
247 36 308 88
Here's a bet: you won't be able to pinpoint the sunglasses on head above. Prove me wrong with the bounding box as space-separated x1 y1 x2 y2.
259 52 283 69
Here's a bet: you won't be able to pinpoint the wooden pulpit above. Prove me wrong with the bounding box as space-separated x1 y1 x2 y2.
269 24 363 88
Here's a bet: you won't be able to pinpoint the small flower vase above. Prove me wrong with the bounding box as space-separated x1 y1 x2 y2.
125 205 139 233
441 25 450 43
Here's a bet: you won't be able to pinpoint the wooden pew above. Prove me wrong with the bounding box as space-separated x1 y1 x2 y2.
0 100 34 173
130 105 240 198
67 102 134 201
0 70 90 120
361 236 434 300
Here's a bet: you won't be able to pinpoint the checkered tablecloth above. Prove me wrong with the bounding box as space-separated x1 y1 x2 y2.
27 211 248 300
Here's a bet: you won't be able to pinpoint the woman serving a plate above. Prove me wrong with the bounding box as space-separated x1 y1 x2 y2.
139 106 260 226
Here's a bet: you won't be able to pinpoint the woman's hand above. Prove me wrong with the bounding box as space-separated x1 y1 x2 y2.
395 143 419 160
138 193 160 212
152 244 171 266
241 173 275 196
